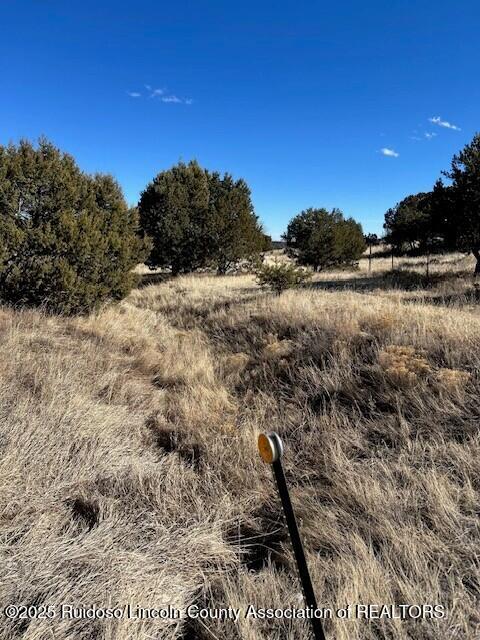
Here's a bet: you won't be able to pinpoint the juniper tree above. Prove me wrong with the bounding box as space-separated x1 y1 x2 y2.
334 217 366 265
443 133 480 276
383 192 436 253
207 171 265 273
0 138 147 314
138 161 265 274
138 161 211 275
256 261 311 295
283 207 365 270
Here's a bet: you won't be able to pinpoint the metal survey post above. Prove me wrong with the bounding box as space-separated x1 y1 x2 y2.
258 432 326 640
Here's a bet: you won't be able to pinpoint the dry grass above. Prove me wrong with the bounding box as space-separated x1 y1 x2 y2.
1 254 479 639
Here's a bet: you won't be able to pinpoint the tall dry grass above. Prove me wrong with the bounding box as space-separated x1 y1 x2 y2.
0 256 479 639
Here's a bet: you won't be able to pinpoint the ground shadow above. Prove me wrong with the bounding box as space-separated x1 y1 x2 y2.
304 269 474 295
404 290 480 307
306 275 385 291
137 272 172 288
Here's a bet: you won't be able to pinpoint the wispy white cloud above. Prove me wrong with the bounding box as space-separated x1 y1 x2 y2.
380 147 399 158
128 85 193 105
161 95 193 105
161 95 182 103
429 116 461 131
410 131 437 141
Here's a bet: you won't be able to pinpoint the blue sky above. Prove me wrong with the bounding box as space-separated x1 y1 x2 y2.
1 1 479 239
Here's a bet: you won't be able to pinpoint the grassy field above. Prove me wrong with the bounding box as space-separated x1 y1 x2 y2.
1 252 479 640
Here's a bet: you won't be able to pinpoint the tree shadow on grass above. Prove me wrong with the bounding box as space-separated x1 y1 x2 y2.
403 290 480 308
306 275 386 291
305 269 473 295
137 271 172 288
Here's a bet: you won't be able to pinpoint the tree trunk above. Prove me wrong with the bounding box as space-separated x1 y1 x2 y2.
216 255 228 275
473 249 480 278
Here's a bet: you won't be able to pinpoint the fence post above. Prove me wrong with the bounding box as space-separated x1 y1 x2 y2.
258 432 327 640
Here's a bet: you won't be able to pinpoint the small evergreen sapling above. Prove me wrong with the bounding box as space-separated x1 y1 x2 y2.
256 261 312 295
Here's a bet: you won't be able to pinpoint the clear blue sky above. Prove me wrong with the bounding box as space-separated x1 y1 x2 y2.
1 1 479 239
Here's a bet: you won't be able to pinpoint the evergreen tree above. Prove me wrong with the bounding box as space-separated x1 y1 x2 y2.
443 133 480 275
283 207 365 270
261 234 273 251
383 192 433 252
0 138 147 314
256 261 311 295
138 161 265 274
334 217 366 265
138 160 210 275
207 171 265 273
429 179 457 251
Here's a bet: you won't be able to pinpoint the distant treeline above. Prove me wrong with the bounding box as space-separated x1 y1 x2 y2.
1 132 479 313
382 134 480 274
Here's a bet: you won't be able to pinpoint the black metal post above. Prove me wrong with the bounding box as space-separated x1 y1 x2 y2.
258 433 326 640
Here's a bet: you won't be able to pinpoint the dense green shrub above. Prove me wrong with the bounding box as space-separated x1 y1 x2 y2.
0 139 148 314
138 160 266 275
383 192 433 252
256 261 311 295
283 207 366 271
